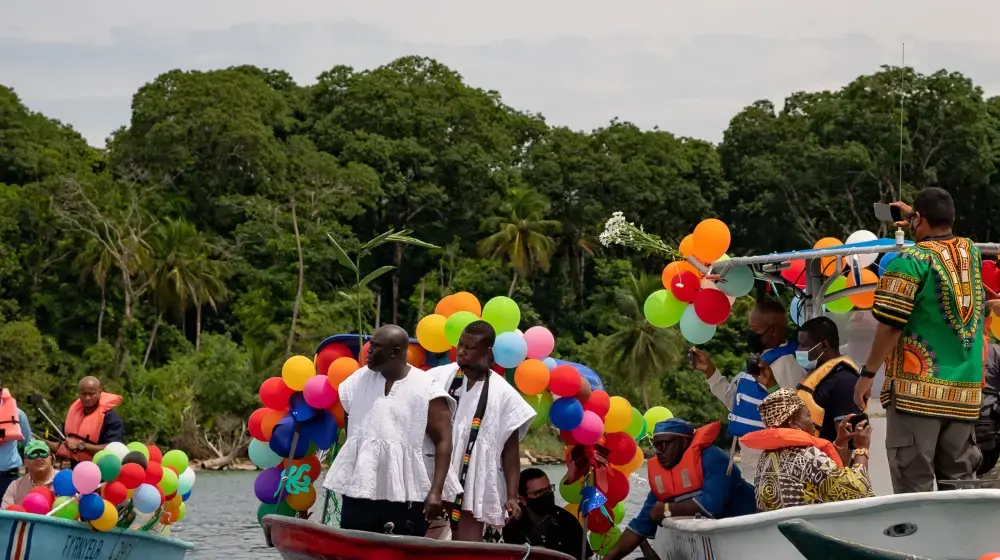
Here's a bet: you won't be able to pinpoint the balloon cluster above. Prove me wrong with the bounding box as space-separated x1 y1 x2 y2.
645 219 753 343
248 355 340 524
7 442 194 533
984 260 1000 340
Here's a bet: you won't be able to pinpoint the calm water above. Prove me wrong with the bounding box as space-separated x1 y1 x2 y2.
175 465 652 559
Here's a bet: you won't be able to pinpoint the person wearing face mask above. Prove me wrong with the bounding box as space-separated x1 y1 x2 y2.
856 188 986 493
501 469 593 558
794 317 863 445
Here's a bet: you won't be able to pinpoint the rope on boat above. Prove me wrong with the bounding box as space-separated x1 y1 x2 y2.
521 543 530 560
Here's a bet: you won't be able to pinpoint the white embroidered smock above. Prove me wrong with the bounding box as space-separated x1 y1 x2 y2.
323 366 461 503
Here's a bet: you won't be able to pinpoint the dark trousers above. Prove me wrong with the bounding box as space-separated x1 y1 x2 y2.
0 469 19 498
339 496 428 536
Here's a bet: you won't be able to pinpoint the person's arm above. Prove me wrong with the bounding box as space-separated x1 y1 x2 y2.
424 396 453 509
677 447 732 519
501 431 521 519
692 349 736 411
18 410 31 443
1 479 17 509
603 492 659 560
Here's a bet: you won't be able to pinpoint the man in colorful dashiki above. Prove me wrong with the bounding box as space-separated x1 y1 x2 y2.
855 188 985 493
742 389 874 511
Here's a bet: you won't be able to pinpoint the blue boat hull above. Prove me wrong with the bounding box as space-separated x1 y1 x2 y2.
0 511 192 560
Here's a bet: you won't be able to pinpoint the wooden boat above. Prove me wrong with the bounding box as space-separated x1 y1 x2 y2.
263 515 576 560
0 509 193 560
652 489 1000 560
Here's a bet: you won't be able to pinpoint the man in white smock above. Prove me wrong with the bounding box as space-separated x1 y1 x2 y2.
323 325 460 536
428 320 537 542
691 300 806 482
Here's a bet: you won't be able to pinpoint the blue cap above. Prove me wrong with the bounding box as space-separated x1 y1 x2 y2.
653 418 694 437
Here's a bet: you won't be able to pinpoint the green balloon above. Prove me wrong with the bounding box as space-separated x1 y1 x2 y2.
445 311 479 347
525 391 553 429
589 525 622 555
52 496 79 520
644 289 686 328
558 475 582 504
643 406 673 430
481 296 520 333
96 453 122 483
126 442 149 459
162 449 189 474
825 276 854 314
257 500 296 526
612 501 626 524
624 407 645 440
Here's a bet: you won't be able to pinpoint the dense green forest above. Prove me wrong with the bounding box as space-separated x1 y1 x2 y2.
3 56 1000 460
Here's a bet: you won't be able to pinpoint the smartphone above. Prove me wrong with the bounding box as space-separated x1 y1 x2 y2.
688 349 697 368
874 203 903 223
849 413 869 428
746 357 760 378
26 394 44 406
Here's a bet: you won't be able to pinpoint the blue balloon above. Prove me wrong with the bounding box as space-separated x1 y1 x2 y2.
542 357 558 371
679 305 716 344
878 252 900 276
269 415 311 459
53 469 76 497
549 397 584 431
718 265 754 297
289 393 317 422
493 332 528 369
132 484 161 514
78 493 105 521
301 410 338 450
249 438 283 469
181 490 192 502
790 296 805 326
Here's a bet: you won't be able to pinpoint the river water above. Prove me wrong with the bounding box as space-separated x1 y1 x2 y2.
175 465 651 559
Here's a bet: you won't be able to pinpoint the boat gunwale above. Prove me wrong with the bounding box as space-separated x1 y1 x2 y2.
0 510 195 549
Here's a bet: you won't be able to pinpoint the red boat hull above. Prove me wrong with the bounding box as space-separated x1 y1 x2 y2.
263 516 577 560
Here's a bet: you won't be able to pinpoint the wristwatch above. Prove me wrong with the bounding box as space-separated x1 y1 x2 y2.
77 441 86 451
859 366 876 379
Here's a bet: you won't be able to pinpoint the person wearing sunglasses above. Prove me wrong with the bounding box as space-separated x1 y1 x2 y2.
1 440 58 509
501 468 592 558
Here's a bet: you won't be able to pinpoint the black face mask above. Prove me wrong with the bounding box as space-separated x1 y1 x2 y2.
527 493 556 513
746 329 766 353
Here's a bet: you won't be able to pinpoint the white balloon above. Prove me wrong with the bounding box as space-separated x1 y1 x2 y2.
177 468 196 495
104 441 129 460
846 230 879 267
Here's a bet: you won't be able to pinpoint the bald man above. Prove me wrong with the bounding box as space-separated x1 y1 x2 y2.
46 376 124 466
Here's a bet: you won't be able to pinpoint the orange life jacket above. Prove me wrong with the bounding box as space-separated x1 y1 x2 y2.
739 427 844 468
58 392 122 461
796 356 859 436
0 390 24 444
646 422 721 502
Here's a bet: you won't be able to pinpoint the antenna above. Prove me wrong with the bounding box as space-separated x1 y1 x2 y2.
895 43 906 246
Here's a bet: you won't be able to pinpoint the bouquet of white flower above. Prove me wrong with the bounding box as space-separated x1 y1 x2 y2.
598 211 681 259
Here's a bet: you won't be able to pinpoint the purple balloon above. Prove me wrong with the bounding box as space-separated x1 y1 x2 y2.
254 467 283 504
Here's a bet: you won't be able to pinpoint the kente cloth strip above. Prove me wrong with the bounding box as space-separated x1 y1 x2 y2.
448 369 490 522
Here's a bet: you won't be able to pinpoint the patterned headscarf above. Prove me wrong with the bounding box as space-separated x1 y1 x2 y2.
758 388 807 428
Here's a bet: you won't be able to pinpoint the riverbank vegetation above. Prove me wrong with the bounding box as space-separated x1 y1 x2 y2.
3 58 999 461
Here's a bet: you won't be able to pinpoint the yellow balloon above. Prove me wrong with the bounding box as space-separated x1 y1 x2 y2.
643 406 673 428
281 355 316 391
991 312 1000 340
416 314 451 353
286 485 317 511
168 493 183 509
90 499 119 532
177 503 186 522
563 503 582 523
604 396 633 433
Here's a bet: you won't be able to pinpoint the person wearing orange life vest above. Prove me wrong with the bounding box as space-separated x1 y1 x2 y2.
44 377 124 466
600 418 756 560
0 388 31 498
794 317 863 450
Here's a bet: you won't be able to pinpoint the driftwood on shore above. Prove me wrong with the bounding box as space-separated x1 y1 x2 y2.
197 423 250 470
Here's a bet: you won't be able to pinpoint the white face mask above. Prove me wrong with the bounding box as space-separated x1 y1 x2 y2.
795 342 822 370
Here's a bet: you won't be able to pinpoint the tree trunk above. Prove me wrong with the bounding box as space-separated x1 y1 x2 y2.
115 267 133 377
418 278 426 318
286 195 304 359
97 282 106 344
143 313 162 368
195 304 202 352
508 270 519 297
375 294 382 329
392 243 404 325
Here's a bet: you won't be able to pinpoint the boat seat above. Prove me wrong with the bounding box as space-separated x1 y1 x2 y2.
777 519 934 560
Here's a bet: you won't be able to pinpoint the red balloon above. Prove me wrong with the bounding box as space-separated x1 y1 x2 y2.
587 508 614 534
693 288 732 326
602 468 630 505
147 445 163 463
575 378 592 402
5 505 25 512
559 430 579 446
315 343 351 375
118 463 146 490
549 365 583 397
156 485 166 506
583 390 611 418
102 481 128 505
28 486 54 507
248 408 270 441
668 271 700 303
492 363 506 375
604 432 638 465
782 259 807 289
984 261 1000 293
145 461 164 485
259 377 294 411
359 342 370 365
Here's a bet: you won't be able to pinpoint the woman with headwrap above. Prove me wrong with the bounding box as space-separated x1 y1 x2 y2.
741 389 874 511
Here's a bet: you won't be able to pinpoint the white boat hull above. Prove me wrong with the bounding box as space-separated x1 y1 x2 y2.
652 489 1000 560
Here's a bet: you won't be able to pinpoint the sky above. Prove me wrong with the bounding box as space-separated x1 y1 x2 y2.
5 0 1000 147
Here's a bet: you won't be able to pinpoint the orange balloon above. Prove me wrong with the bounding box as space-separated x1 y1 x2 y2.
990 312 1000 340
692 219 731 263
679 234 695 258
814 237 844 277
261 409 286 441
514 359 551 395
563 503 583 522
329 401 346 428
614 447 645 475
846 269 879 308
327 357 360 389
661 261 701 289
292 455 323 481
450 292 482 317
434 295 460 318
285 485 317 511
406 344 426 368
978 554 1000 560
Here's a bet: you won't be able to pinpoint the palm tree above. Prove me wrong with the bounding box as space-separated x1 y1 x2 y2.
602 272 683 409
477 188 561 296
191 256 227 352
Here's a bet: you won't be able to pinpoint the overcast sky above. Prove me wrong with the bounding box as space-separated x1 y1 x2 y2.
6 0 1000 146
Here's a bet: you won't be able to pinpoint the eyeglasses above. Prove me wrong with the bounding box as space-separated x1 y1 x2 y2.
526 484 554 499
25 450 49 460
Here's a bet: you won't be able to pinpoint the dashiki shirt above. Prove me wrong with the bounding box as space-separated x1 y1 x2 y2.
754 446 874 511
872 237 985 420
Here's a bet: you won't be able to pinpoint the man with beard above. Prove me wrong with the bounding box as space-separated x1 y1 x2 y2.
501 469 592 558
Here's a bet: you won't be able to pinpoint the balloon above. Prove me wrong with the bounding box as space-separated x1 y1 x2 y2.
605 432 639 465
260 408 285 441
90 499 118 531
257 500 296 526
643 289 686 328
118 463 145 490
514 359 550 395
5 504 26 512
548 365 583 397
95 453 121 483
615 447 645 474
604 396 632 433
104 442 129 460
559 475 582 504
494 332 528 368
281 355 316 391
249 438 283 468
782 259 807 288
327 357 360 389
549 397 585 431
481 296 521 333
158 467 179 495
668 271 700 303
300 410 339 450
524 391 553 429
122 451 148 470
126 442 150 460
590 525 622 556
51 495 78 519
77 493 105 522
984 261 1000 293
22 492 50 515
679 234 695 258
878 251 900 276
315 342 351 375
102 481 128 505
602 468 630 505
303 375 338 409
824 277 854 314
147 445 163 464
846 230 879 266
445 311 479 347
72 462 102 495
450 291 483 317
575 378 592 403
133 484 161 514
406 344 426 368
979 553 1000 560
28 486 54 508
847 268 879 309
162 450 189 474
680 305 716 344
662 261 701 289
359 341 370 365
144 461 163 485
644 406 673 429
542 357 557 370
718 265 754 298
434 295 459 318
814 237 844 277
254 467 283 505
291 455 322 482
583 390 611 418
587 507 615 534
416 314 451 352
563 503 581 522
571 411 605 445
523 326 555 359
248 408 271 441
991 312 1000 340
692 218 731 263
790 296 806 326
693 288 732 326
285 485 317 511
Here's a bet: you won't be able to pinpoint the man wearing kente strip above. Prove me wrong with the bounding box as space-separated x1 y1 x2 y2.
855 188 985 493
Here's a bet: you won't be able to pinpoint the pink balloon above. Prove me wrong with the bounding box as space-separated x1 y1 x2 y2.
303 375 339 409
571 411 605 445
523 326 555 360
21 492 50 515
72 461 102 495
